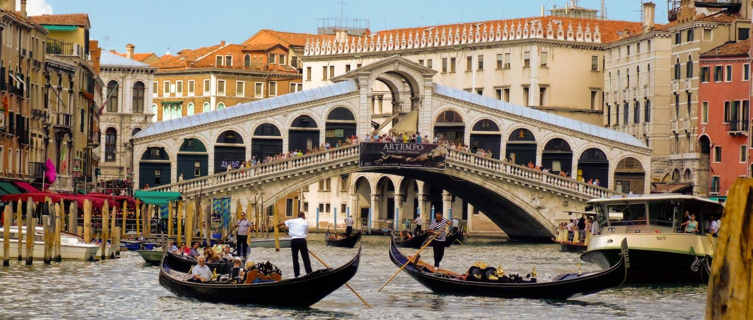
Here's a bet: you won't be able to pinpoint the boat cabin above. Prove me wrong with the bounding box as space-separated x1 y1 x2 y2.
587 194 723 235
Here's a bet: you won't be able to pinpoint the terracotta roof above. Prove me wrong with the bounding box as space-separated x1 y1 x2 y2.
701 40 751 58
109 50 157 62
150 54 186 69
244 42 287 51
243 29 313 47
149 42 298 74
29 13 90 27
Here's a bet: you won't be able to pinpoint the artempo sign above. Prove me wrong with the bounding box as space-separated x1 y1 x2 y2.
359 142 446 168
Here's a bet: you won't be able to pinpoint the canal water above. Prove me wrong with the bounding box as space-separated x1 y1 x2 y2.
0 236 705 319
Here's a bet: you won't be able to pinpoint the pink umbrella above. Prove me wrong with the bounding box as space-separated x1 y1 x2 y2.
45 159 57 185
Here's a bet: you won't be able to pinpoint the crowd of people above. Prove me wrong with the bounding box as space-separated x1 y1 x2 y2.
558 215 599 244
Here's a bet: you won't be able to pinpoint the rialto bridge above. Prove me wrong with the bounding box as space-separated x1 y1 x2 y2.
133 56 651 240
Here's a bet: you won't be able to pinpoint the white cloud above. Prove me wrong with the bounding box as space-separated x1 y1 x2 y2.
16 0 53 15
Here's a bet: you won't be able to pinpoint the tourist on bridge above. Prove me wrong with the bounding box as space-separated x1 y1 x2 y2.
345 214 354 235
280 212 313 277
428 211 451 269
232 212 251 260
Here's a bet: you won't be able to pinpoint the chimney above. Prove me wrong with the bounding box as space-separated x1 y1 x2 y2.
20 0 26 16
90 40 101 74
126 43 135 59
220 40 226 46
642 2 655 31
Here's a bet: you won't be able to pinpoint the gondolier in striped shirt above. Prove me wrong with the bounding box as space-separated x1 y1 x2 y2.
428 211 451 268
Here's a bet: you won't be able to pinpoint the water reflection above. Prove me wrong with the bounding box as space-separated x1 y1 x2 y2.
0 236 705 319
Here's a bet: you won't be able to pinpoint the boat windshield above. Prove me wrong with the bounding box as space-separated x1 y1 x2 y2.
595 197 723 234
603 203 646 226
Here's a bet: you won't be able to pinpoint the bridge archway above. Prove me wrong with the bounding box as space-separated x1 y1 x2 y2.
506 128 536 166
376 176 396 228
289 115 319 152
577 148 609 187
470 119 501 159
177 138 208 180
251 123 283 161
398 178 420 220
542 138 572 175
614 157 645 194
325 107 356 146
139 147 170 189
352 175 373 228
215 130 245 173
434 110 465 144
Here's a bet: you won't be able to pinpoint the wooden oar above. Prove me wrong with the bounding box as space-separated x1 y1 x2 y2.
378 224 449 292
308 249 371 308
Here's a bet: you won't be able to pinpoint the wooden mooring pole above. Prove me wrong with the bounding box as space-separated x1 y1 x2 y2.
24 198 34 265
83 199 92 243
176 200 183 247
42 215 51 264
16 200 22 261
54 203 62 262
3 205 11 266
101 200 109 260
112 227 120 258
68 201 77 234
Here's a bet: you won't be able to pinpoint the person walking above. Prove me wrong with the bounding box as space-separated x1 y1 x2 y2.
344 214 354 235
233 212 251 260
428 211 450 269
282 212 313 277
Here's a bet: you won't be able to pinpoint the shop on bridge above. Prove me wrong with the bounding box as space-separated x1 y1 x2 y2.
614 157 645 194
434 110 464 144
541 138 572 175
251 123 283 161
577 148 609 187
214 130 245 173
289 115 319 152
139 147 170 189
325 107 356 146
469 119 501 159
177 138 208 180
506 128 536 166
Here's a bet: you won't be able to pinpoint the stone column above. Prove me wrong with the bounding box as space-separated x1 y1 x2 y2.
442 190 452 219
394 193 403 231
349 193 358 228
467 203 475 233
369 194 379 232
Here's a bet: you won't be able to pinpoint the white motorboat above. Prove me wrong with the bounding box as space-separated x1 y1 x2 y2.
0 226 99 261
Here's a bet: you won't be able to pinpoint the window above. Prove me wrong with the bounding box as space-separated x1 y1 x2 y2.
217 80 225 96
216 55 223 66
714 146 722 162
187 103 194 116
163 81 170 95
724 101 731 122
105 128 116 162
674 59 681 80
714 66 723 82
702 101 708 123
290 83 302 93
132 81 144 113
742 145 748 163
495 88 502 100
236 81 244 97
496 54 503 70
523 87 529 106
356 63 362 68
745 64 750 81
268 53 275 64
477 55 483 70
623 101 629 125
740 28 750 41
244 54 250 67
345 64 351 72
701 67 710 82
607 104 611 126
187 80 195 96
203 79 210 95
202 102 210 112
466 56 472 71
426 59 433 69
306 66 312 81
476 88 483 96
321 66 328 80
329 66 334 79
279 54 286 65
686 57 693 78
442 57 447 73
291 56 299 68
268 81 277 96
255 82 263 98
687 29 694 42
225 55 232 67
418 59 424 66
687 92 692 119
539 87 546 106
107 80 118 112
504 53 511 69
523 51 530 68
591 55 598 71
193 161 201 176
726 65 733 81
450 57 456 73
634 101 640 124
152 81 158 97
675 32 681 44
711 176 720 193
504 88 510 102
645 99 651 123
176 80 183 96
626 45 630 56
540 52 547 67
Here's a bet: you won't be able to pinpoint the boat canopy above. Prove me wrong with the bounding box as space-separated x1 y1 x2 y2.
134 190 181 205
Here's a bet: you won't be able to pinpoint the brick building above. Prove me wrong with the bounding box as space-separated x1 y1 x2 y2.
148 29 309 121
698 40 751 197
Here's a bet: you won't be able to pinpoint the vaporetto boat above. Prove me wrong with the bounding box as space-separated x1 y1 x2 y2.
581 194 721 284
0 226 99 261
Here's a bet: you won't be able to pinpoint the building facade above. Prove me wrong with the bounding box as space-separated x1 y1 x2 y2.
96 51 155 194
698 40 751 197
149 30 309 123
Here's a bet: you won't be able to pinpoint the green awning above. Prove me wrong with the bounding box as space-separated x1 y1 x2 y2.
0 182 21 195
43 25 77 31
134 190 181 205
709 196 727 203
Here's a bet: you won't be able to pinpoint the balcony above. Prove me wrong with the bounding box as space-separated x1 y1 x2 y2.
29 161 45 179
54 113 72 130
727 120 749 136
45 39 83 58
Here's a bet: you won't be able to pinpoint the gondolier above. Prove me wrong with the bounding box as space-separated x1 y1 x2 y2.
281 212 313 277
345 214 354 235
233 212 251 260
414 216 423 234
428 211 450 268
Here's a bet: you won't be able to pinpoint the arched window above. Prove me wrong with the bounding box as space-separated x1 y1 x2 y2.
131 128 141 137
623 101 629 125
132 81 145 113
106 80 118 112
151 104 157 122
244 54 251 68
105 128 117 162
203 102 211 112
644 99 651 122
217 102 225 110
686 55 693 78
634 100 640 124
187 103 195 116
472 119 500 131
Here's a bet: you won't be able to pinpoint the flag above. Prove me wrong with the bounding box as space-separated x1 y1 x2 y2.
45 158 57 185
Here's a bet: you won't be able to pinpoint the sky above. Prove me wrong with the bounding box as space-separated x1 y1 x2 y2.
35 0 668 55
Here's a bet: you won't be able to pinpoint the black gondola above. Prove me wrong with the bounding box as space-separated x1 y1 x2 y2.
159 246 361 307
164 251 234 274
325 231 362 248
395 230 463 249
388 237 628 299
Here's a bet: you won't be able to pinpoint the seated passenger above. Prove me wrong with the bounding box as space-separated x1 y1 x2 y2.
221 246 234 261
231 258 243 283
205 248 221 264
189 256 212 283
167 241 179 253
685 214 699 233
189 242 200 257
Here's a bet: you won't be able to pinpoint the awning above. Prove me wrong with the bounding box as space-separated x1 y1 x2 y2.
1 192 63 203
14 181 39 193
709 196 727 203
0 182 21 195
43 25 77 31
134 190 181 205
